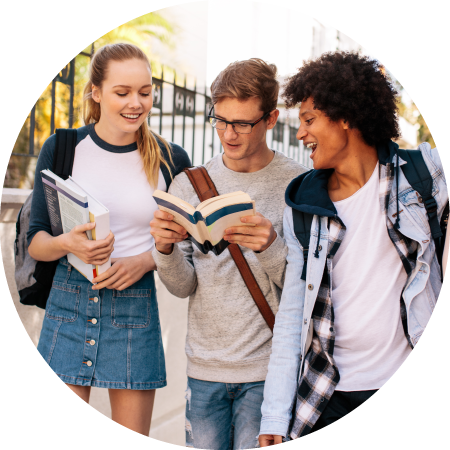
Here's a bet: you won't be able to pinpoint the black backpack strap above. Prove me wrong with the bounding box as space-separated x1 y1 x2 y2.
398 150 444 267
53 128 77 180
292 209 314 281
398 149 442 240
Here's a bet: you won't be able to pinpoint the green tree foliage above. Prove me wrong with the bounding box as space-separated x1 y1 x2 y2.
6 11 174 188
394 77 435 148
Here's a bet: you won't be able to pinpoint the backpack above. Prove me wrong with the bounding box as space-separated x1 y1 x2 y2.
293 149 449 282
14 129 77 309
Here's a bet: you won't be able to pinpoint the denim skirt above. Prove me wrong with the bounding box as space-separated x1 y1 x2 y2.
37 257 167 390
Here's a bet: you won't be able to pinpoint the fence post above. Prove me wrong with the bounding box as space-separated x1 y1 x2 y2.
29 104 36 155
172 71 176 142
50 79 56 135
159 66 164 135
68 58 75 128
191 80 196 163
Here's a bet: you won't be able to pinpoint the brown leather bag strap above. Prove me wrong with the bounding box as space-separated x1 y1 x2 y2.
184 166 218 200
183 167 275 332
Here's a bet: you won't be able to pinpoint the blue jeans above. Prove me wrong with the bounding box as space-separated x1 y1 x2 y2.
185 377 264 449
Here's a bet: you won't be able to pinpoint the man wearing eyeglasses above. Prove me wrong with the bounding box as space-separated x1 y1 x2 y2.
150 58 307 450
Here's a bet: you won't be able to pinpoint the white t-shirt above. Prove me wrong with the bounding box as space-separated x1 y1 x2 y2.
72 133 166 258
330 162 411 391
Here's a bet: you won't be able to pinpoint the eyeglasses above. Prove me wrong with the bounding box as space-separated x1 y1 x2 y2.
208 106 271 134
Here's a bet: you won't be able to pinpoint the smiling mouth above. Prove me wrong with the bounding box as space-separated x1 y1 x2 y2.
306 142 318 157
121 113 142 120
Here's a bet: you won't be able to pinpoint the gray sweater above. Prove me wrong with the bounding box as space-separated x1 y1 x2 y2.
153 151 307 383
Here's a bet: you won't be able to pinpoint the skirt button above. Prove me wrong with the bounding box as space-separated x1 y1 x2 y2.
86 361 92 367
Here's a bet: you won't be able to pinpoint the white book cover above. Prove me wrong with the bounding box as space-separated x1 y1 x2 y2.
41 169 111 282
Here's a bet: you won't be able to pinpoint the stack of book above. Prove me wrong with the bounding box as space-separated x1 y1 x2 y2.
41 169 111 281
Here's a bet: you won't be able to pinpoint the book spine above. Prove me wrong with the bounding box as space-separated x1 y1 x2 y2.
41 173 64 236
89 210 111 277
89 212 98 279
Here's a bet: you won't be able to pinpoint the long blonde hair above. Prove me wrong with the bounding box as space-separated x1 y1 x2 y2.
83 43 173 187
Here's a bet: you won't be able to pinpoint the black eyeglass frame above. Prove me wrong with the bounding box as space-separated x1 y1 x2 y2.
207 106 272 134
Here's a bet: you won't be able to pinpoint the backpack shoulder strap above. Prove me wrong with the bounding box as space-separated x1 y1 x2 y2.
398 148 448 280
53 128 77 180
397 149 441 240
292 209 313 281
183 166 275 332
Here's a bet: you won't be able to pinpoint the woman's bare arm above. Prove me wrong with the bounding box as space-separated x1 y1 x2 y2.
28 222 114 266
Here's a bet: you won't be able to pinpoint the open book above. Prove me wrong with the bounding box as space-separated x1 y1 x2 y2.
41 169 111 281
153 190 255 255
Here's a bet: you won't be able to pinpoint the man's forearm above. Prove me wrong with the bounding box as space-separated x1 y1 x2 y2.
255 233 289 289
152 243 197 298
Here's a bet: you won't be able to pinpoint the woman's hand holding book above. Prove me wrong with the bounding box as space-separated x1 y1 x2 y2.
91 252 156 291
62 222 115 266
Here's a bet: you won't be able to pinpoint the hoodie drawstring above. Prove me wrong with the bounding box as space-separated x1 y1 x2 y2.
314 216 321 258
394 151 401 230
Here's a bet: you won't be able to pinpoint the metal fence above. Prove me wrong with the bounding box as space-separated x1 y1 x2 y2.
11 53 312 169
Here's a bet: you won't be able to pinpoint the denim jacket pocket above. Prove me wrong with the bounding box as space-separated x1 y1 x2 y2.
111 289 152 328
398 189 430 232
46 281 81 322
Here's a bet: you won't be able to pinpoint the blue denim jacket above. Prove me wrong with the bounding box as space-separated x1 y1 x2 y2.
260 142 448 437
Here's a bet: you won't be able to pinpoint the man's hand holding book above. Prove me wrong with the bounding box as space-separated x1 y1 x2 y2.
150 210 189 255
223 212 277 252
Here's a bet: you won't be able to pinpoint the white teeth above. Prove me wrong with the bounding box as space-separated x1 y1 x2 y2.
122 114 140 119
306 143 317 149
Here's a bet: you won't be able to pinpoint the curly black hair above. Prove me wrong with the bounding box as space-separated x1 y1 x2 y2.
283 52 401 146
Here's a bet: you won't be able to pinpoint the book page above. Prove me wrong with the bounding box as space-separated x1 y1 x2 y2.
199 193 253 217
206 202 255 245
157 205 207 244
153 190 195 214
196 191 247 211
59 193 89 234
41 170 90 236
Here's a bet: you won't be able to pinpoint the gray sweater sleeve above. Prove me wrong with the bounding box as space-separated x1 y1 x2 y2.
152 174 198 298
254 232 289 289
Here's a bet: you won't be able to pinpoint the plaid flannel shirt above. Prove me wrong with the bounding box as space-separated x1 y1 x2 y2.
290 160 416 438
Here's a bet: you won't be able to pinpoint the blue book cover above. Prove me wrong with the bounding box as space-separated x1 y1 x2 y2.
153 190 255 255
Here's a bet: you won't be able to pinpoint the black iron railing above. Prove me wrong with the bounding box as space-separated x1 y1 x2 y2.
11 52 312 169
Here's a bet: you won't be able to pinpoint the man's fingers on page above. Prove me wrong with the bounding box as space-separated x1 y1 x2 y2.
225 226 271 239
152 228 187 241
152 219 186 235
154 210 173 221
240 214 269 226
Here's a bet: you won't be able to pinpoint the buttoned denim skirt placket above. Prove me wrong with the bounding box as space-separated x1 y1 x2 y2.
37 257 167 389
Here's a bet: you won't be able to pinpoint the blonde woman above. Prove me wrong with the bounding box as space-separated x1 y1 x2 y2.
28 43 191 435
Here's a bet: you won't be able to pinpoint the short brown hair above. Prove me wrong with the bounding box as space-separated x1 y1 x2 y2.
210 58 279 114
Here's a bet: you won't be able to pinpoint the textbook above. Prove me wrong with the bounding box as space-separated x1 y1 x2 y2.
153 190 255 255
40 169 111 281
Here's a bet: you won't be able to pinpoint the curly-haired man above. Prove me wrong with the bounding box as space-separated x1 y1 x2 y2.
259 51 448 445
